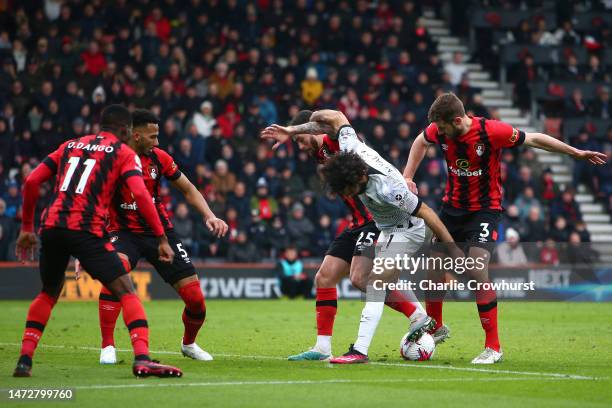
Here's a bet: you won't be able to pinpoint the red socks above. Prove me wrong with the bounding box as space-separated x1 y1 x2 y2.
426 301 444 331
476 287 500 351
384 290 418 318
315 288 337 336
98 256 130 348
20 292 57 360
120 293 150 359
99 286 121 348
178 281 206 345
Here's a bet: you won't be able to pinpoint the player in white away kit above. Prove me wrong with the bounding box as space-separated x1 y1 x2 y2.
263 110 461 363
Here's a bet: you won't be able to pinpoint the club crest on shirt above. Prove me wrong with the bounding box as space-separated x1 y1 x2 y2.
474 142 485 157
149 166 158 180
509 128 519 143
441 143 448 151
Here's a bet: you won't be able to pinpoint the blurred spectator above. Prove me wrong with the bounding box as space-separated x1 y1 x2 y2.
550 216 571 242
301 67 323 106
550 190 582 225
211 159 237 197
589 86 611 119
276 246 312 299
227 230 259 262
0 198 15 260
173 203 194 254
192 101 216 138
444 52 466 86
287 202 315 253
540 239 560 265
497 228 528 265
268 216 290 258
514 187 544 222
250 177 278 221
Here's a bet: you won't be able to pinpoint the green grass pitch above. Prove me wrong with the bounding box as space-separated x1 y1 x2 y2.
0 299 611 407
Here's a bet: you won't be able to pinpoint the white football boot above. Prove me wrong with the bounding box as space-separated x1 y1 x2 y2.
100 345 117 364
471 347 503 364
181 342 213 361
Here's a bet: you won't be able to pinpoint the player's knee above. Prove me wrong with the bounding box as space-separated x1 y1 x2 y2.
179 281 206 313
106 275 136 298
349 272 367 292
314 268 339 288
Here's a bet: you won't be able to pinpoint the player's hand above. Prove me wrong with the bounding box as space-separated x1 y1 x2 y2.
573 149 607 165
261 124 292 150
157 235 175 263
405 178 418 195
16 231 37 263
206 216 229 238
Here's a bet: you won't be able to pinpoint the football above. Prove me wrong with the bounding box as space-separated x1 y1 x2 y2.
400 332 436 361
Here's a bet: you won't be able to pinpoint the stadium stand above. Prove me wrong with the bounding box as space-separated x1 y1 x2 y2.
0 0 610 264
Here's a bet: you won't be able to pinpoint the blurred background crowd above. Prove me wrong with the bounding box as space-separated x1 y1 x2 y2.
0 0 610 265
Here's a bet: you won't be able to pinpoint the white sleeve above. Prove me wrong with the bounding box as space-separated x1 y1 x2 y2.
337 125 362 153
382 179 422 216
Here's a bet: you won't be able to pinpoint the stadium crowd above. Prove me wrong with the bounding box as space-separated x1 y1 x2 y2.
0 0 610 264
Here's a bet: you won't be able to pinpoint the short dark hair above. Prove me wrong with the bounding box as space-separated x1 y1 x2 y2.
289 110 313 126
427 92 465 123
100 104 132 129
321 152 368 194
132 109 160 128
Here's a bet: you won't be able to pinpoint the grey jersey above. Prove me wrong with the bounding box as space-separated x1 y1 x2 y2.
337 125 423 230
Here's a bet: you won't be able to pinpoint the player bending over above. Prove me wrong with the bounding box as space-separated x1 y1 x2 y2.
283 110 460 363
14 105 182 378
403 92 607 364
97 109 228 364
262 111 429 361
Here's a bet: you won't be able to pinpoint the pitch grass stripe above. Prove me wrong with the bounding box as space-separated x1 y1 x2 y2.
70 377 577 391
0 342 601 381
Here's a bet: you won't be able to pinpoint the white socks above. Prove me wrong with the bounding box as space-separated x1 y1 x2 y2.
353 301 385 355
314 335 332 354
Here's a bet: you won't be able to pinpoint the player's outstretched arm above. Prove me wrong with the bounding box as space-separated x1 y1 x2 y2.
415 202 464 258
402 132 429 194
170 174 228 238
261 110 349 148
524 132 607 165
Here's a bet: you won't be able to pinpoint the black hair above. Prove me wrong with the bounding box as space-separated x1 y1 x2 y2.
321 151 368 194
100 104 131 129
132 109 160 128
289 110 313 126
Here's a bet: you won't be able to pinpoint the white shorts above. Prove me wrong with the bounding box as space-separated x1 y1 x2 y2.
375 222 426 261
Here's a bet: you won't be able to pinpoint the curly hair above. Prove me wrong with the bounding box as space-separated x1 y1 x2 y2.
321 151 368 194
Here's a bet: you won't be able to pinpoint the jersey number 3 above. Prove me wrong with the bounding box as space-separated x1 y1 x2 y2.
60 157 97 194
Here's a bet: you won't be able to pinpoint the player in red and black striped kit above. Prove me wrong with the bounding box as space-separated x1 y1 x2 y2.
403 93 606 364
262 110 426 361
96 109 228 364
13 105 183 378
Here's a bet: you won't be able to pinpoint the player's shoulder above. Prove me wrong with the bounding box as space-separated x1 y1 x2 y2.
151 146 174 162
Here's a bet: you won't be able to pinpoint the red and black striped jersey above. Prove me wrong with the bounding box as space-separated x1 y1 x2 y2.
108 147 181 234
424 117 525 212
39 132 146 237
315 134 374 227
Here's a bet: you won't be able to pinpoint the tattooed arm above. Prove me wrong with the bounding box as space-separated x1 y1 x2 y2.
261 110 351 147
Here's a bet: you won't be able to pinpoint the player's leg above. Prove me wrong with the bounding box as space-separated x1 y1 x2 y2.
465 212 503 364
98 232 141 364
146 231 210 361
287 254 349 361
333 225 430 363
14 229 69 377
76 232 182 377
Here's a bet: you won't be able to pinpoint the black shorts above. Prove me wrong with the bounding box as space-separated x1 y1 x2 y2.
40 228 127 287
110 229 196 285
325 221 380 263
438 206 501 252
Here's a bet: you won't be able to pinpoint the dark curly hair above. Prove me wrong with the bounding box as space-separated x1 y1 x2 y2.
321 151 368 194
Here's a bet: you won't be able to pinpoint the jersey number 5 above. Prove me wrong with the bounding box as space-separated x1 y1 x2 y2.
59 157 97 194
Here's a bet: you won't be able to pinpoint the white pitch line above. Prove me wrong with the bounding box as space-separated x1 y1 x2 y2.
0 342 602 381
70 377 574 390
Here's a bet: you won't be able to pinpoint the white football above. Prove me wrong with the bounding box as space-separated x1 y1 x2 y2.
400 332 436 361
